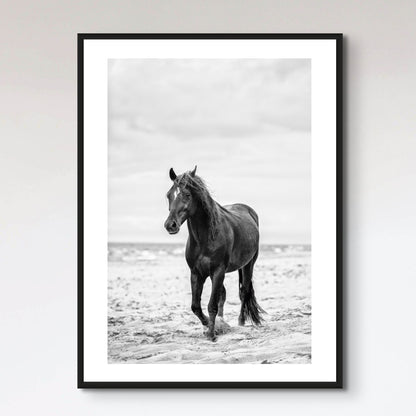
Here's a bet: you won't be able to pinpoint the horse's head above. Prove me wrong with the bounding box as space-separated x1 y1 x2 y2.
164 166 198 235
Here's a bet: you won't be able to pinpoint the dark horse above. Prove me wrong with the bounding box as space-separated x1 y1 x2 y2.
164 166 264 341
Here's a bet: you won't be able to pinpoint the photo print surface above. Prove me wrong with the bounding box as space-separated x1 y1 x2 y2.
107 59 312 364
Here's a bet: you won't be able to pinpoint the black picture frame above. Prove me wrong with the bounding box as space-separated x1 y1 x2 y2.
78 33 343 389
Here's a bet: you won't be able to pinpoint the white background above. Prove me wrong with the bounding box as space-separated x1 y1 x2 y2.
0 0 415 414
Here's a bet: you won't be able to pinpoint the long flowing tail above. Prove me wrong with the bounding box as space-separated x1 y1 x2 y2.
241 281 265 325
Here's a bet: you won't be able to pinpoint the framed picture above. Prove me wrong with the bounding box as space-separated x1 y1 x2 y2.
78 33 343 388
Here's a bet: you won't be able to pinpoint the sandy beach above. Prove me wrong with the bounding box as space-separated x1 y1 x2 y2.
108 243 311 364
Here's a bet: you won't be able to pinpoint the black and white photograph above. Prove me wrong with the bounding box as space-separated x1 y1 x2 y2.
79 34 342 387
107 58 312 363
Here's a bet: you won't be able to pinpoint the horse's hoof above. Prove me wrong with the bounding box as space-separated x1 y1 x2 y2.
238 317 245 326
204 330 217 342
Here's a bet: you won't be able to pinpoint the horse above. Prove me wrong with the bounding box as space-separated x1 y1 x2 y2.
164 166 264 341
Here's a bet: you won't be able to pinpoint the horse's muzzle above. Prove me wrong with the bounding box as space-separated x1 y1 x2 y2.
164 218 180 234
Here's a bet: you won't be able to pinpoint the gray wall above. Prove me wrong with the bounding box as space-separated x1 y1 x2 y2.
1 0 415 414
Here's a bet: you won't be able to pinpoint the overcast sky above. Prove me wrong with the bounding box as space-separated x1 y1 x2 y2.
108 59 311 244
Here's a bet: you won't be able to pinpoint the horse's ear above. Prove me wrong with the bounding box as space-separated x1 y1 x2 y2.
190 165 197 177
169 168 177 181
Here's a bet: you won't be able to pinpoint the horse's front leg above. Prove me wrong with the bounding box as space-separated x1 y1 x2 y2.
206 267 225 341
190 271 209 327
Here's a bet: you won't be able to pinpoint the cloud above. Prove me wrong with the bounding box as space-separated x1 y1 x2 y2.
109 59 310 137
108 59 311 243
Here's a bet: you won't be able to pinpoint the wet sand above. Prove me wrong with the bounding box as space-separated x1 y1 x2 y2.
108 245 311 364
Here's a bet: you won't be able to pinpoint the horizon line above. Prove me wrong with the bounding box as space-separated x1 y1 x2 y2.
108 241 311 246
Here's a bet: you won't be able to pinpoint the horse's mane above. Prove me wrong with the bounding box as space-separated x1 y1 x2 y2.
176 172 220 238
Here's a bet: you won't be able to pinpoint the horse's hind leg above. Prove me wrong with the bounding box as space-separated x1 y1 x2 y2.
238 266 251 326
238 251 258 324
238 269 245 324
238 250 263 326
217 285 226 318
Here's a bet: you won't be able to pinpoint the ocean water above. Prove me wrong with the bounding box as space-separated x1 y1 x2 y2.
108 242 311 264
